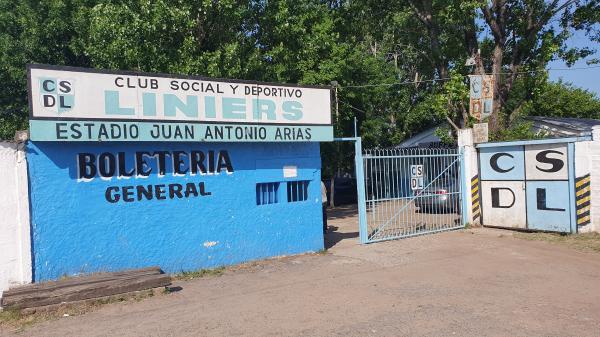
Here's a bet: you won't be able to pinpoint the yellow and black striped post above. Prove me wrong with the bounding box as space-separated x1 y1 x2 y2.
471 175 481 223
575 174 591 227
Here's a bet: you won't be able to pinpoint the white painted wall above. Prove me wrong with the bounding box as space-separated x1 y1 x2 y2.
0 141 32 301
458 128 480 225
574 127 600 233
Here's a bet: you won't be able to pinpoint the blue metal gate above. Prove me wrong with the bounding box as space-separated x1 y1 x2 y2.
359 147 466 243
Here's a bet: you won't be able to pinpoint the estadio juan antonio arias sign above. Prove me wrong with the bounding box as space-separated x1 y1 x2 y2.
27 64 333 142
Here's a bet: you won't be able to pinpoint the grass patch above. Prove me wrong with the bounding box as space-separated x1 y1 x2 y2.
174 252 325 280
514 232 600 253
0 307 44 332
0 308 24 324
174 266 226 281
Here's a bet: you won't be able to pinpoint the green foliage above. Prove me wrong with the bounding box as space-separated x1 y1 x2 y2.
434 126 455 145
0 113 28 140
0 0 598 157
489 77 600 141
429 71 469 125
489 121 540 142
497 76 600 141
522 80 600 119
80 1 195 72
0 0 91 139
175 266 226 280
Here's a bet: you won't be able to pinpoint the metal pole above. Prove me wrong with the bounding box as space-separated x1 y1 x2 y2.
354 137 368 244
335 85 339 123
330 81 339 209
568 142 577 233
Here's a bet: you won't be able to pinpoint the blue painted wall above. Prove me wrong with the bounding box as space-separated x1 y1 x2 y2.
525 180 571 232
479 145 525 181
26 141 324 281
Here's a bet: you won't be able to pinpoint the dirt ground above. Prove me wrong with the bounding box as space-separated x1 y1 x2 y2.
3 204 600 337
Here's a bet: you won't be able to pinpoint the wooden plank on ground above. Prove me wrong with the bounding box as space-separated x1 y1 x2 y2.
3 267 162 296
1 267 170 309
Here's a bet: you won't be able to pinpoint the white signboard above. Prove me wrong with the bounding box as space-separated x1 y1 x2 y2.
473 123 489 144
469 75 482 99
410 165 424 191
283 165 298 178
469 75 494 121
27 64 333 142
410 165 423 177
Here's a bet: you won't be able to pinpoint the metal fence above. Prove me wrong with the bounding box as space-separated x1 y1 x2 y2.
362 147 465 243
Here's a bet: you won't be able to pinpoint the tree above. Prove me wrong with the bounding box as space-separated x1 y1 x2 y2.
489 75 600 140
0 0 598 145
405 0 598 132
523 79 600 119
481 0 597 131
0 0 92 139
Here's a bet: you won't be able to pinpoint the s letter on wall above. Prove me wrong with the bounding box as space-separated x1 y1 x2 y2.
478 140 577 233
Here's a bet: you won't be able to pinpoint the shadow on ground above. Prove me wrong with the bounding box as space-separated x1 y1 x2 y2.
324 204 359 249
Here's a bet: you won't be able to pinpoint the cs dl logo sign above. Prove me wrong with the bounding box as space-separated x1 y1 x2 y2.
479 144 573 232
39 77 74 114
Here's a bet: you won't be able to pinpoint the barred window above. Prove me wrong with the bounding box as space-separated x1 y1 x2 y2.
287 181 309 203
256 182 280 205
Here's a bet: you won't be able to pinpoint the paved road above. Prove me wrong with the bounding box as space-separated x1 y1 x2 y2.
3 205 600 337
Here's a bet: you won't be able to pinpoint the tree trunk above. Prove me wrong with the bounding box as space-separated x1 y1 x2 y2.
408 0 449 79
329 176 335 208
489 43 504 133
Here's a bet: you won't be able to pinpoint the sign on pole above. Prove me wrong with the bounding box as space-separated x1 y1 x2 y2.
469 74 494 121
473 123 489 143
410 164 424 191
481 75 494 119
469 75 482 121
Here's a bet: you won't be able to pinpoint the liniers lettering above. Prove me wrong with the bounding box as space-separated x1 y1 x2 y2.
77 150 233 203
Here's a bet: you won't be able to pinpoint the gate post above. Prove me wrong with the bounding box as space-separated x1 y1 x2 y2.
459 147 468 226
458 129 480 226
354 137 369 244
568 142 577 233
574 126 600 233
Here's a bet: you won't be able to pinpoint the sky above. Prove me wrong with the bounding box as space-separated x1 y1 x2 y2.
547 30 599 96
